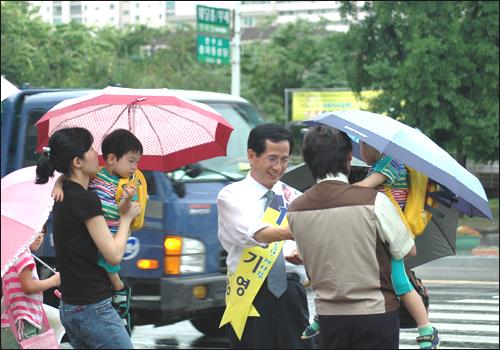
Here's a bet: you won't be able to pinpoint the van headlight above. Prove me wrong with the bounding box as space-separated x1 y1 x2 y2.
164 236 206 274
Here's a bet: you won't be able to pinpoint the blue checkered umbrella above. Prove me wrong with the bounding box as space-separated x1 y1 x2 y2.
304 110 492 219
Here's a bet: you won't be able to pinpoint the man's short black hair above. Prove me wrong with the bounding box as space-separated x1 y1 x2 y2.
302 124 352 180
247 123 294 156
101 129 143 160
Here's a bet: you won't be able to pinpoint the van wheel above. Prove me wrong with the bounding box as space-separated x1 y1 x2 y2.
190 309 225 336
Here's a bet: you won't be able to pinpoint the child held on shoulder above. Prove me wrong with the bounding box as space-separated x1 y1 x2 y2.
52 129 143 332
302 142 440 349
1 226 61 349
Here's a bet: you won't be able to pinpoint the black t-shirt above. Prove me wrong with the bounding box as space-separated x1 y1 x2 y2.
52 180 111 305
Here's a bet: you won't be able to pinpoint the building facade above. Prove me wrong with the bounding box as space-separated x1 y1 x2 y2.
167 1 363 32
30 1 167 28
30 1 364 32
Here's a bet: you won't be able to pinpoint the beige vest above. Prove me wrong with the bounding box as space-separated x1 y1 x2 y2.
288 180 398 315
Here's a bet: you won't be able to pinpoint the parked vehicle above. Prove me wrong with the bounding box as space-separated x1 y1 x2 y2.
1 88 265 335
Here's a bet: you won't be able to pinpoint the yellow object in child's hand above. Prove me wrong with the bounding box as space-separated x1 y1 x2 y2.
116 170 148 231
125 176 141 190
122 177 140 199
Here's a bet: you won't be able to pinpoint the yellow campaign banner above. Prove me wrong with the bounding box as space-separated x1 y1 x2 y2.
291 90 381 121
219 193 289 340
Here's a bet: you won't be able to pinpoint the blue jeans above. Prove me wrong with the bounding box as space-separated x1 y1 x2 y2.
59 297 132 349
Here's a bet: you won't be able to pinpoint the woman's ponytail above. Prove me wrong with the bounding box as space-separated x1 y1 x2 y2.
35 128 93 184
36 149 55 184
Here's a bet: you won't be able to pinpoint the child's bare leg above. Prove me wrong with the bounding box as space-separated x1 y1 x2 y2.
109 272 124 291
402 290 440 348
401 289 428 327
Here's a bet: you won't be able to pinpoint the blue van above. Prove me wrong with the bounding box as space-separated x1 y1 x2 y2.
1 88 264 335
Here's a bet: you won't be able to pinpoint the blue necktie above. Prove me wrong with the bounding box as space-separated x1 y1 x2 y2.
263 190 287 298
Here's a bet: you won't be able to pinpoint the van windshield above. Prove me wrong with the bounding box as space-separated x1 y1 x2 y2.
172 101 264 181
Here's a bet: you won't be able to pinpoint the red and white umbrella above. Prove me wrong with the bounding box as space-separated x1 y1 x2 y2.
35 86 234 172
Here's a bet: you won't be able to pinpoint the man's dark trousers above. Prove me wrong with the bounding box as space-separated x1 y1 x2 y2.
226 274 314 349
318 310 400 349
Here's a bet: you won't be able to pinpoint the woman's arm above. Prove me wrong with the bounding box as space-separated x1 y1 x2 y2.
85 202 141 265
19 268 60 294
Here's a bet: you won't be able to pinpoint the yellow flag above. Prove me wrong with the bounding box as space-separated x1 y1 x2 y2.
219 195 289 339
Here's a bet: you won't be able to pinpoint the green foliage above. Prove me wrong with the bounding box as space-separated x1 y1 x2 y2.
459 198 499 231
2 1 498 167
340 1 499 165
1 1 52 85
242 19 348 122
143 27 231 92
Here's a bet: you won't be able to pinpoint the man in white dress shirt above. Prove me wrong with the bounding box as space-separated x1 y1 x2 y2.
217 123 314 349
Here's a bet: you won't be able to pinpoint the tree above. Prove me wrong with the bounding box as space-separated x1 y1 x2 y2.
339 1 499 165
1 1 52 86
242 19 348 122
44 22 118 88
145 26 231 92
1 1 123 89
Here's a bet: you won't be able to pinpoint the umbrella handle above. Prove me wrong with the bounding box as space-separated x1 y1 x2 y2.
32 254 57 274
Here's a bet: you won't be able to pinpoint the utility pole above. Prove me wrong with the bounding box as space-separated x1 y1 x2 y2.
231 1 241 96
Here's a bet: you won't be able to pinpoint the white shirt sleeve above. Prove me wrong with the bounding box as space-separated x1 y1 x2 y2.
374 192 415 260
217 186 268 250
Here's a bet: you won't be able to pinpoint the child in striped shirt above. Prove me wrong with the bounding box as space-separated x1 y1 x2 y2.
357 142 439 349
52 129 143 334
1 227 61 349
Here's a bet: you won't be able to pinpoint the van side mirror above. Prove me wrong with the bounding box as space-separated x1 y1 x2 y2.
184 163 202 178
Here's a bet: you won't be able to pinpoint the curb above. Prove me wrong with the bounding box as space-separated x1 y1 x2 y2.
478 227 500 234
471 246 499 256
479 232 499 247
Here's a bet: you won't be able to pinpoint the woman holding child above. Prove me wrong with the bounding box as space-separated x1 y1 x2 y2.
36 127 140 349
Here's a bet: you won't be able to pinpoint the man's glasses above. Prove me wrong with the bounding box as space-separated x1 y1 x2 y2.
265 155 290 166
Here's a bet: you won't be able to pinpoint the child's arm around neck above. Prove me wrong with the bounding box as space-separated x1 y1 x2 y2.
353 172 388 188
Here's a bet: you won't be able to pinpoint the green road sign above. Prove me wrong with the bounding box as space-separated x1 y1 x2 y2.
196 35 230 65
196 5 231 65
196 5 231 36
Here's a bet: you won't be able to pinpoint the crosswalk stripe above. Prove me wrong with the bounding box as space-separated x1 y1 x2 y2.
429 312 499 321
400 346 474 349
399 332 499 344
401 285 499 349
429 290 498 296
448 299 499 304
430 304 498 312
421 322 499 333
422 280 499 285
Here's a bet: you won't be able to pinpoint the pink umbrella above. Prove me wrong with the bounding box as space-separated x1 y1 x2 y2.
35 86 234 172
1 166 60 277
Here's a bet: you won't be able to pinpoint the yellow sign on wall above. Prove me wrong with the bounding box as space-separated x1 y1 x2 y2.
291 90 381 121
